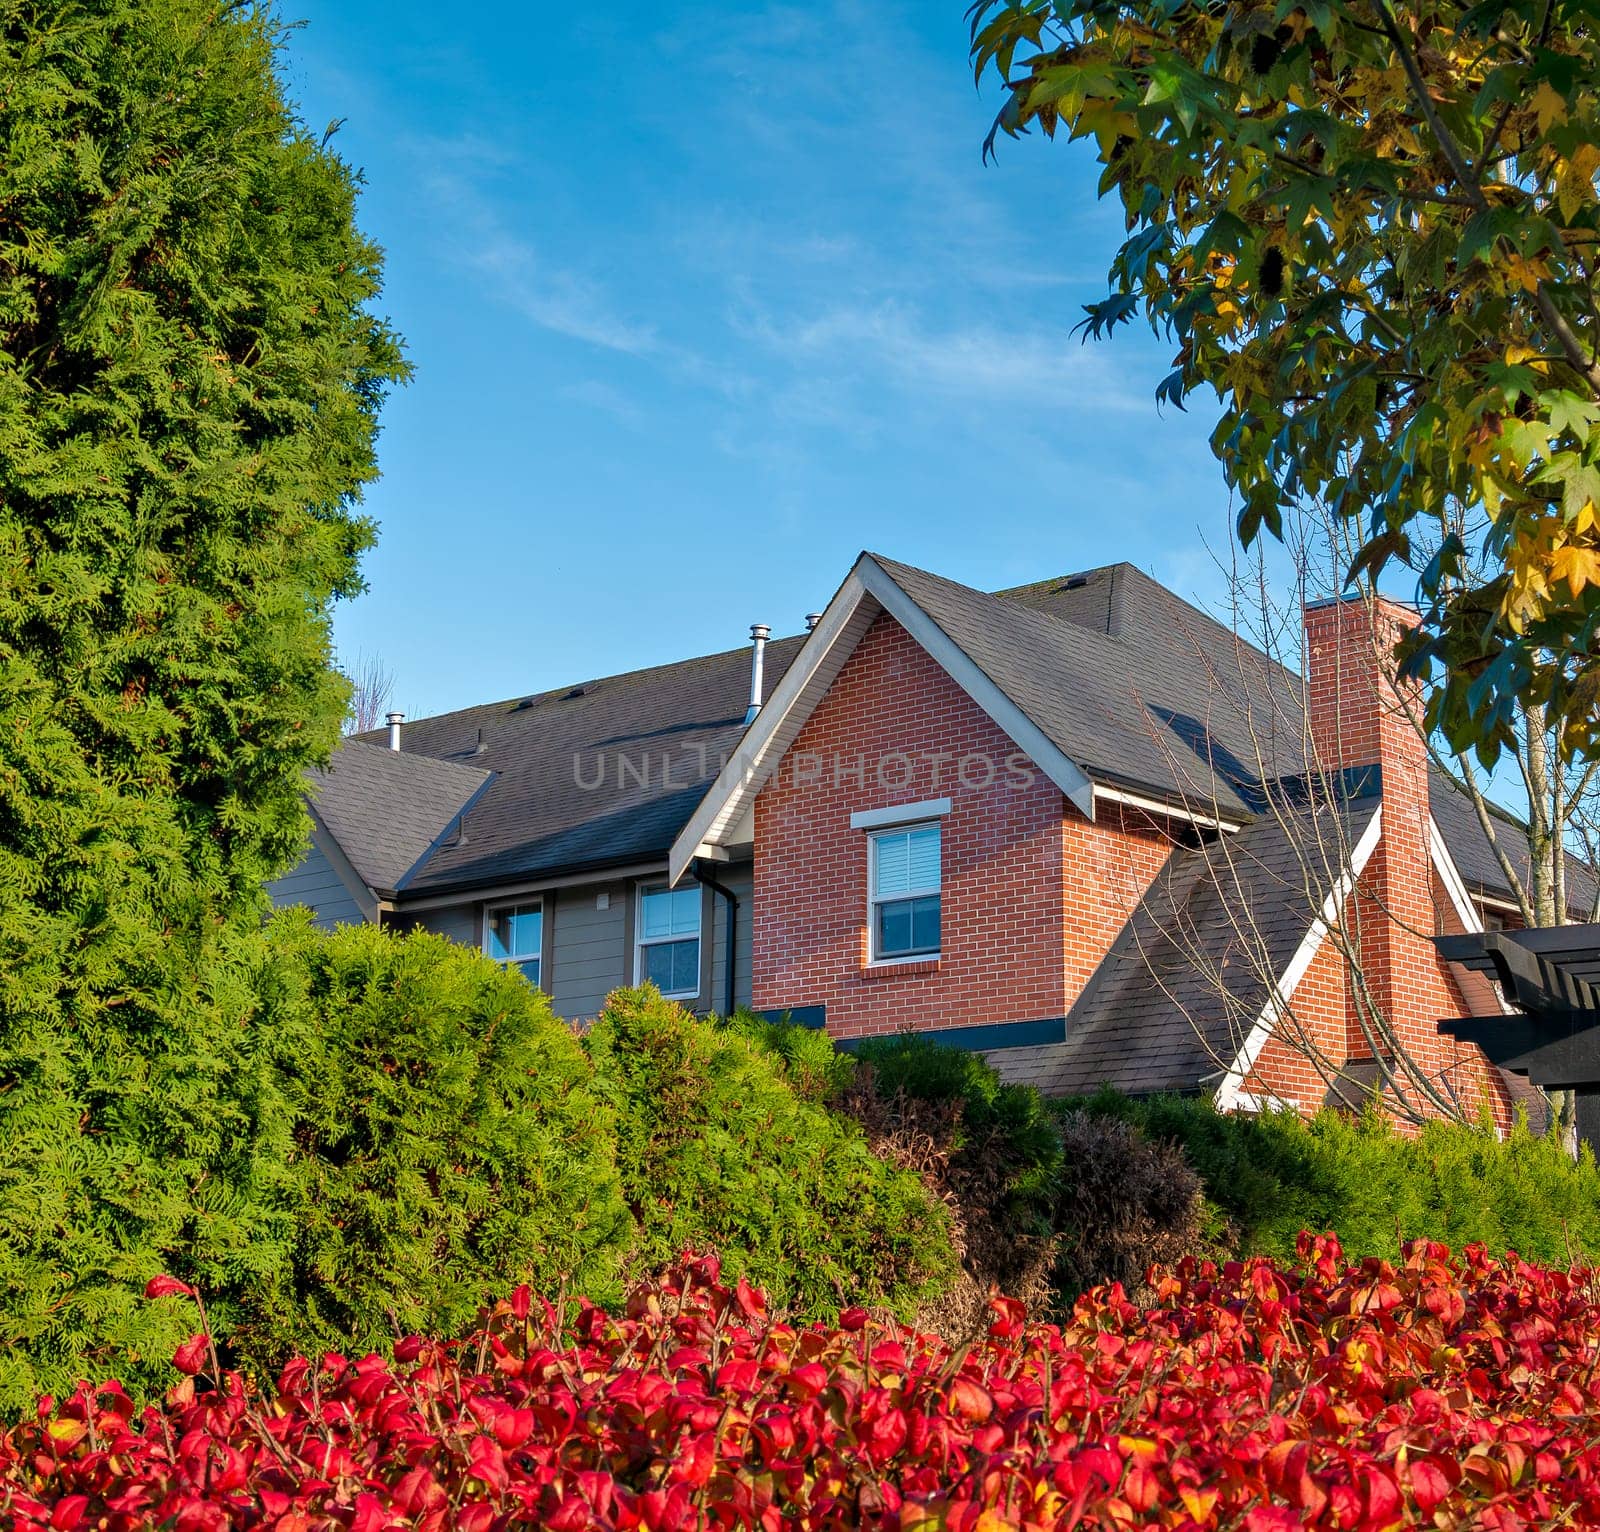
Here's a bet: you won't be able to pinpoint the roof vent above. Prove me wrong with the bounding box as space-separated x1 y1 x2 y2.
744 623 771 725
385 711 404 751
805 612 823 633
474 727 488 756
1064 575 1089 591
564 684 588 700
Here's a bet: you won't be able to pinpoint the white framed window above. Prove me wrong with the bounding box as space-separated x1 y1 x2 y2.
869 821 941 962
636 884 702 1000
484 899 543 987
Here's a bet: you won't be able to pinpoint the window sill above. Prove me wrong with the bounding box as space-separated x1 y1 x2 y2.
858 958 941 980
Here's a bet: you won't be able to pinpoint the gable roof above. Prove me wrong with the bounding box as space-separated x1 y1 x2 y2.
308 741 493 897
670 552 1313 880
873 556 1310 814
315 549 1555 916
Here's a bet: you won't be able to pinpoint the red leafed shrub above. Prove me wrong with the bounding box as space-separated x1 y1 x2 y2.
8 1236 1600 1529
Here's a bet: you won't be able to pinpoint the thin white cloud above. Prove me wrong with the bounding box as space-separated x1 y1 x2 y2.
742 299 1148 412
403 132 658 356
559 378 646 425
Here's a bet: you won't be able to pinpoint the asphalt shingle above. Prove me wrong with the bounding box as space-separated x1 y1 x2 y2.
309 741 493 895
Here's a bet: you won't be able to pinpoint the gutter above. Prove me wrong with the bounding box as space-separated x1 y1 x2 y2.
691 858 740 1017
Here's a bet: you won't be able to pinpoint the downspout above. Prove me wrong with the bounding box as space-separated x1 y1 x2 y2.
691 858 739 1017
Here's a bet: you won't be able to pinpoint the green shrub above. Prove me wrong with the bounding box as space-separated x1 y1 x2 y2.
726 1010 855 1103
236 916 632 1367
851 1034 1062 1235
586 988 953 1319
0 928 296 1413
0 0 403 1416
1075 1089 1600 1265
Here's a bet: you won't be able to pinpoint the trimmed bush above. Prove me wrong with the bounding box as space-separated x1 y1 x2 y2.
586 988 953 1318
849 1034 1062 1235
233 916 632 1369
1052 1109 1209 1300
1076 1088 1600 1265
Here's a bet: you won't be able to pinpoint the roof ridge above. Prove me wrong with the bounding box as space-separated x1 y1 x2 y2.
358 630 811 736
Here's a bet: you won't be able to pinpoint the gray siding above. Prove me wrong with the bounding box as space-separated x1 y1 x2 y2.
383 867 756 1022
549 881 630 1021
267 842 369 930
404 902 480 946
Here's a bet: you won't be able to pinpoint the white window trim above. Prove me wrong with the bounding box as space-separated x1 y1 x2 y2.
634 883 704 1002
850 798 952 831
482 897 544 986
866 821 942 965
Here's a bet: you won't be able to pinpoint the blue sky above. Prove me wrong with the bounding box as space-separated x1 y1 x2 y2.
282 1 1247 721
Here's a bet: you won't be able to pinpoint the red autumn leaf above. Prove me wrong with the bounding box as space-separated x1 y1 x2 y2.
171 1334 209 1376
1410 1457 1454 1513
5 1243 1600 1531
949 1377 994 1423
143 1275 196 1300
735 1274 766 1320
49 1493 88 1530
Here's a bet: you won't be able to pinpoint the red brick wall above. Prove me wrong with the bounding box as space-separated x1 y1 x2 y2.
752 613 1169 1039
1243 864 1517 1131
1061 804 1173 1004
1242 598 1516 1129
749 598 1510 1129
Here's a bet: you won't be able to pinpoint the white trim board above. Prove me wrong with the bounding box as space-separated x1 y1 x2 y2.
1092 783 1246 835
1427 816 1516 1018
1214 804 1385 1113
850 798 951 830
668 553 1096 884
1428 817 1484 936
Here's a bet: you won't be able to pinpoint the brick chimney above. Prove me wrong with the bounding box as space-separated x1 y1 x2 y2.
1301 595 1437 1066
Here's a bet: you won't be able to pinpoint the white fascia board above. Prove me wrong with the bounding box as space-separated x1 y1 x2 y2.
855 559 1096 821
1428 817 1485 935
1427 815 1516 1017
1231 1091 1302 1114
1092 783 1245 835
668 552 1100 884
668 569 878 885
1214 803 1385 1113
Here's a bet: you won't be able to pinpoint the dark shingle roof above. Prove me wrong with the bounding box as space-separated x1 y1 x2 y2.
309 741 493 896
870 556 1308 819
990 796 1380 1097
327 551 1565 925
1428 766 1597 916
351 638 804 895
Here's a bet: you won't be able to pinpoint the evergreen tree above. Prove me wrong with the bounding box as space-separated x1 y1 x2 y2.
0 0 406 1403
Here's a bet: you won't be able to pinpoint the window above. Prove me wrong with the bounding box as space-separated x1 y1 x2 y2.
870 822 941 961
637 884 702 999
486 900 543 986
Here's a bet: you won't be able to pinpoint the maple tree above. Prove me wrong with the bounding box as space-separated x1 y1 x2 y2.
971 0 1600 762
9 1239 1600 1528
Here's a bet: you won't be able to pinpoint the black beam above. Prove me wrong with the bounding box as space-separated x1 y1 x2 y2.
1440 1013 1600 1089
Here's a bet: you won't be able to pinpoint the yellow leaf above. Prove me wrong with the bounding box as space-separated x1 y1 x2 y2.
1557 143 1600 223
1531 81 1567 135
1549 543 1600 597
1504 252 1550 294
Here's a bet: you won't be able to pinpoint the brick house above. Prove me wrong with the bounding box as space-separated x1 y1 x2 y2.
269 552 1571 1126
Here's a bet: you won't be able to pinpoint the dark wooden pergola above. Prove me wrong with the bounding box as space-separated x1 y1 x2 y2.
1435 926 1600 1149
